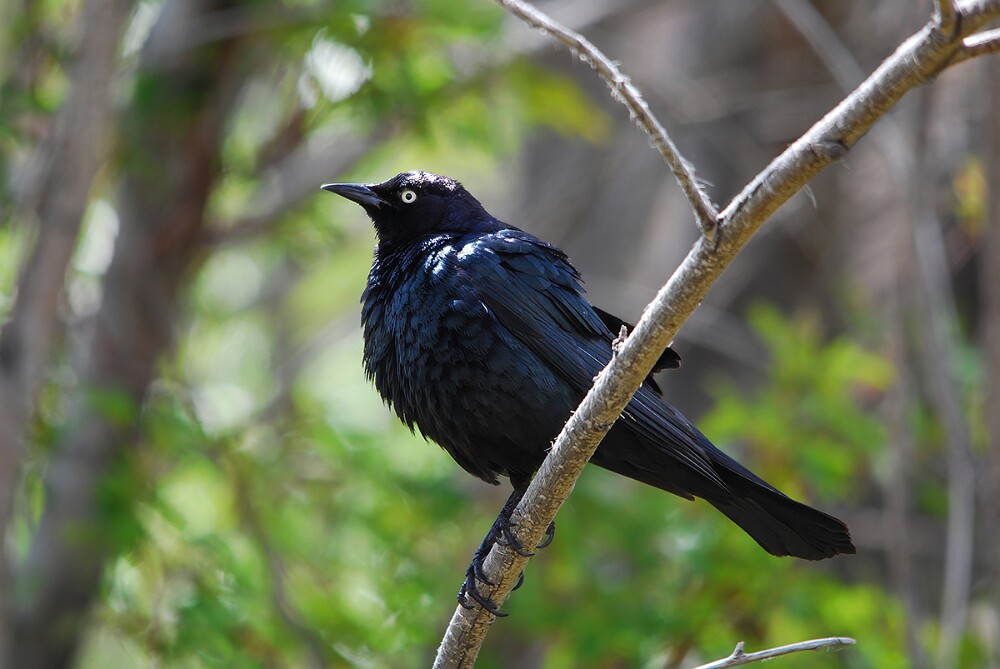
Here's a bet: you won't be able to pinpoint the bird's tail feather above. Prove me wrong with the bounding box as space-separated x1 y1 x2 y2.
705 450 855 560
595 418 855 560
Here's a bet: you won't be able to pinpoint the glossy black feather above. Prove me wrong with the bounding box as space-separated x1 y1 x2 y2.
330 170 854 560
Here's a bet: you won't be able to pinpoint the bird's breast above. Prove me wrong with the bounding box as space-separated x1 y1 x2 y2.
360 246 575 482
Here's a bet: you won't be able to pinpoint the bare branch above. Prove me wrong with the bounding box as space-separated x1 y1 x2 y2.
691 637 855 669
958 27 1000 60
493 0 719 241
956 0 1000 33
935 0 959 35
434 0 1000 666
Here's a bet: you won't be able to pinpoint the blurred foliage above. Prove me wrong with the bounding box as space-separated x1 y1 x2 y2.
0 0 990 668
700 304 893 502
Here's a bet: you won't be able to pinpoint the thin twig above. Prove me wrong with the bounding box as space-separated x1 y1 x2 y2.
212 0 657 246
959 27 1000 59
691 637 855 669
493 0 719 241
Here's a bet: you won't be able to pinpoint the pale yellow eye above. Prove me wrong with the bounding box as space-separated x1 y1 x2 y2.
400 189 417 204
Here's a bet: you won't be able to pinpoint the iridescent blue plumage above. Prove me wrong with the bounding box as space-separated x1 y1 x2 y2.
325 171 854 612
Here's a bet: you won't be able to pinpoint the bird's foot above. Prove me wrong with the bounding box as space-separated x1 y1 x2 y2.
496 520 535 557
458 562 507 617
457 518 556 614
495 518 556 555
456 487 557 616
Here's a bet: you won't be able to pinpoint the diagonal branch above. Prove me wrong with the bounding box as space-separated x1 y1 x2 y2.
494 0 719 241
433 0 1000 667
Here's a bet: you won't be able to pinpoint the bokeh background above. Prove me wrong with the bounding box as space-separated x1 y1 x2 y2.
1 0 998 667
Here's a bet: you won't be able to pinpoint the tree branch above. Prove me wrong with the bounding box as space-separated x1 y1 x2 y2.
494 0 719 241
935 0 960 36
210 0 657 246
0 0 134 663
9 1 249 665
957 27 1000 60
433 0 1000 666
691 637 855 669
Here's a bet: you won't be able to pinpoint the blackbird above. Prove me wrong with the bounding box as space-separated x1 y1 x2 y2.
323 171 854 614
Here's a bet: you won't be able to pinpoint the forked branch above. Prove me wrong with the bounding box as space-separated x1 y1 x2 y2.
433 1 1000 667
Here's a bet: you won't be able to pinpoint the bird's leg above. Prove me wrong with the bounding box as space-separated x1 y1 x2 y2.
457 482 560 614
458 487 523 616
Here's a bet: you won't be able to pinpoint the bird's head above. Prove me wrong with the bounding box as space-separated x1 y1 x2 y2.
322 171 499 245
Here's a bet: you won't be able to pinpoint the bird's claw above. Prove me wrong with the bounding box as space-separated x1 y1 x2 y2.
472 550 495 586
537 521 556 549
458 566 507 617
457 489 557 617
497 521 535 557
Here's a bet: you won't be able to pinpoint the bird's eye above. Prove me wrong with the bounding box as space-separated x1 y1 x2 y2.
400 189 417 204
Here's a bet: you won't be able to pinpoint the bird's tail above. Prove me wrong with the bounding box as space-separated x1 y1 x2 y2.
703 448 855 560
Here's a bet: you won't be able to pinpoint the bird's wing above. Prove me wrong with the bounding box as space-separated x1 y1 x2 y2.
592 307 682 373
461 230 725 488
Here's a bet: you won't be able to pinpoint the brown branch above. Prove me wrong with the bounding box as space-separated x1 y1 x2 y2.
494 0 719 241
9 0 250 665
433 1 1000 667
959 27 1000 59
906 101 976 669
885 260 929 669
771 0 867 90
936 0 960 35
0 0 134 663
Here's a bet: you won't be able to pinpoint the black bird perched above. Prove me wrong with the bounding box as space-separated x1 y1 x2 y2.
323 171 854 614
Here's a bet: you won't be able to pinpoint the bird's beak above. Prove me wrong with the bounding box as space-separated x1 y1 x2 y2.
321 182 387 208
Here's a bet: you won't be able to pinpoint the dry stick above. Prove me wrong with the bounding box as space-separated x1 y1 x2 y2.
691 637 855 669
433 2 1000 668
494 0 719 240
